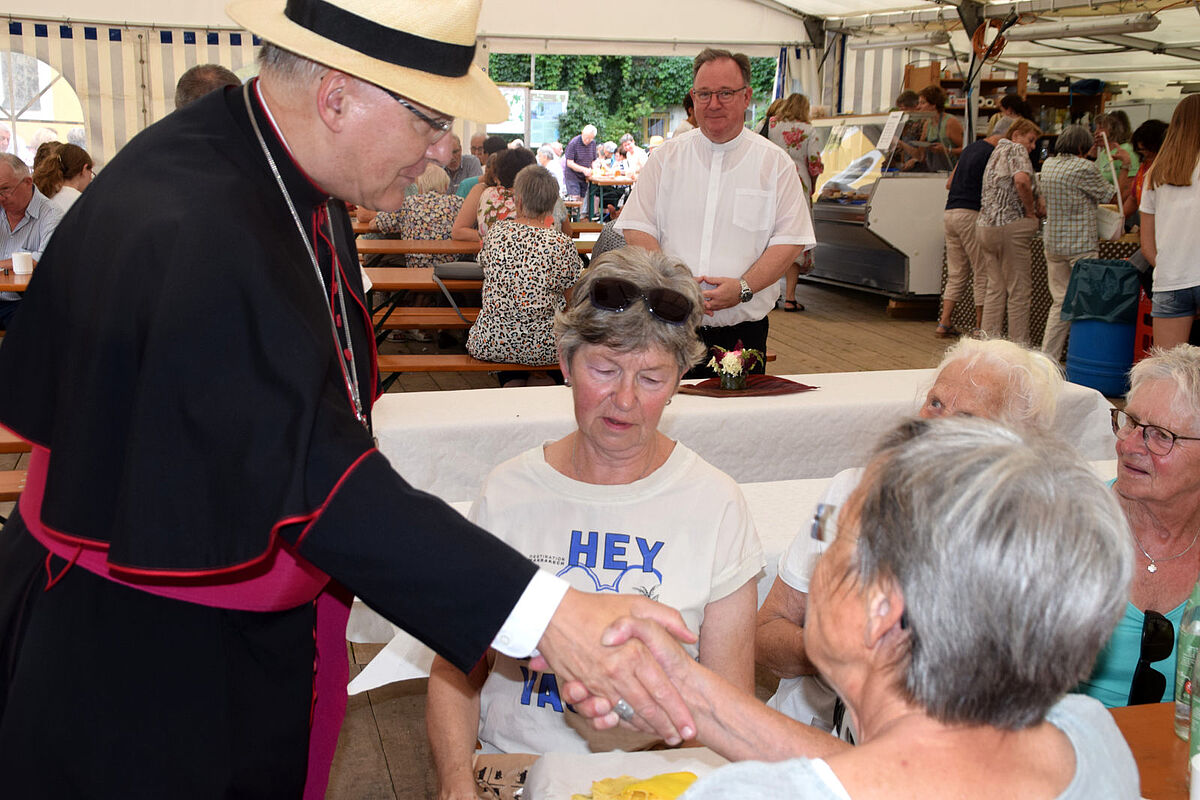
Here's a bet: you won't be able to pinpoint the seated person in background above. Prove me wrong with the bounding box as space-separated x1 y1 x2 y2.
452 147 536 242
32 143 95 213
592 142 616 175
601 417 1136 799
455 135 508 199
1080 344 1200 708
31 140 62 172
757 337 1062 736
619 133 648 176
370 163 463 269
173 63 240 109
429 248 763 799
466 165 583 382
0 153 65 328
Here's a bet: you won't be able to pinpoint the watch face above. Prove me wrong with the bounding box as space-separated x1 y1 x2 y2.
740 280 753 302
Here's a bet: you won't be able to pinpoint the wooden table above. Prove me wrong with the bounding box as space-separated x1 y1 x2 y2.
0 270 30 293
352 220 371 235
1111 702 1188 799
357 238 593 256
584 175 635 221
364 267 482 293
0 427 31 454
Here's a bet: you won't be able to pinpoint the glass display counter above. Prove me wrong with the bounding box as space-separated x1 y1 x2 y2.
808 112 950 297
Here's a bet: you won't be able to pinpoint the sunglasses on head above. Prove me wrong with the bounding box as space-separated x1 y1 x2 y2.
1128 609 1173 705
588 277 692 326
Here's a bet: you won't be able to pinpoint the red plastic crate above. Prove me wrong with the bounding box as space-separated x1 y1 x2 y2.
1133 289 1153 363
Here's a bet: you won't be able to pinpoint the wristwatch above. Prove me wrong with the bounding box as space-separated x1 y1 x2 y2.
738 279 753 304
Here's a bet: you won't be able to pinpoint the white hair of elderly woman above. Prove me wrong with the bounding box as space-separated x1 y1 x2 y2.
853 416 1132 729
934 338 1063 432
1129 344 1200 420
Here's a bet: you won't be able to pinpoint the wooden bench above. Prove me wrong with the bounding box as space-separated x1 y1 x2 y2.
0 428 31 454
377 351 777 380
372 307 479 330
0 469 27 522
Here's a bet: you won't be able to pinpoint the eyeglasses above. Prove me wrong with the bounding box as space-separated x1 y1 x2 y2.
588 277 692 325
810 503 838 542
380 88 454 142
1128 609 1173 705
0 179 25 199
691 86 748 105
1111 408 1200 456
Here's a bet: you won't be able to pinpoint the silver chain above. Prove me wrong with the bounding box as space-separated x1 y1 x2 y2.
242 84 366 428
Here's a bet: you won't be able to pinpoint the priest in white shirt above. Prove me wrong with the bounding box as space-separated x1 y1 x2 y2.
615 48 813 377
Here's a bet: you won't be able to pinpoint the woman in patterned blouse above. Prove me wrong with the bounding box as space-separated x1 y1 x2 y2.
467 164 584 385
452 148 536 242
766 93 823 312
371 163 463 269
977 119 1044 346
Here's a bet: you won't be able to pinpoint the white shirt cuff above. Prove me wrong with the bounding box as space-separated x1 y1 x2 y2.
490 570 570 658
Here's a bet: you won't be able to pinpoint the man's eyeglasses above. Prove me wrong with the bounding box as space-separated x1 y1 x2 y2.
0 179 25 199
1111 408 1200 456
588 277 692 326
380 88 454 142
1128 609 1173 705
691 86 748 105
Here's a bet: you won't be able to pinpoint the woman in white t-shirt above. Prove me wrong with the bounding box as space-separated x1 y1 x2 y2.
426 249 764 800
1140 94 1200 350
31 143 94 213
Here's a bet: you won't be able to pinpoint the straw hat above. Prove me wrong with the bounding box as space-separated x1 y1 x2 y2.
225 0 508 123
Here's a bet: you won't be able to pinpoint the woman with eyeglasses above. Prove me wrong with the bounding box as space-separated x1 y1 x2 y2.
426 248 764 800
582 418 1137 798
1080 344 1200 708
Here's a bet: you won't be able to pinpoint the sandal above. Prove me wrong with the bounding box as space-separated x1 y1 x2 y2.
934 324 962 339
782 300 804 312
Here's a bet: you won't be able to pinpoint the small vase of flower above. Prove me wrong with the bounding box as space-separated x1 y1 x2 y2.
707 341 764 391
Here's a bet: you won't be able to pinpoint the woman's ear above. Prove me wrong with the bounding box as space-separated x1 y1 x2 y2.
864 579 906 650
559 348 572 384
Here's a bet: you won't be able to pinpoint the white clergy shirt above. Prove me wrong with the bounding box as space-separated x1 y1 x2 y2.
616 127 814 327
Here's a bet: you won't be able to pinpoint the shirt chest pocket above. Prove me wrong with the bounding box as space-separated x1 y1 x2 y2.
732 189 772 231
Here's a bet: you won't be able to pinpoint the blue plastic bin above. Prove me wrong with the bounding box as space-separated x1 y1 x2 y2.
1065 319 1135 397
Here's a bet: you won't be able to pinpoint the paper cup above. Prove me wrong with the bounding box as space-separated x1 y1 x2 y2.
1191 752 1200 799
11 252 33 274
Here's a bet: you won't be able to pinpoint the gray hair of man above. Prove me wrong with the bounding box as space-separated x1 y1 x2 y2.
512 164 560 218
0 153 30 179
555 247 706 375
536 145 555 162
851 416 1131 729
257 42 325 85
693 47 752 86
582 124 598 137
1055 124 1094 157
933 337 1063 433
414 162 449 194
1129 343 1200 421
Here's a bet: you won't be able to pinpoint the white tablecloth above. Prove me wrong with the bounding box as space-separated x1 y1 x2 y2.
373 369 1116 505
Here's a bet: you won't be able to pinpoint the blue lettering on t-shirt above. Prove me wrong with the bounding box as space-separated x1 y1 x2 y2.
517 666 566 713
568 530 599 568
635 537 663 572
603 533 630 571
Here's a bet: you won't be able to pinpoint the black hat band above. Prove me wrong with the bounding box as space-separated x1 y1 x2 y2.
284 0 476 78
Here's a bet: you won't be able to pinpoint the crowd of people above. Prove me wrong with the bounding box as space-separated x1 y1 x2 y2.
0 1 1196 796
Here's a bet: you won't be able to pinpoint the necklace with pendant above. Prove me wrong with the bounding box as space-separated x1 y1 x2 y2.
1131 526 1200 574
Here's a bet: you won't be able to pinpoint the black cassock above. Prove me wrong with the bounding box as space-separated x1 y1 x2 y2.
0 81 536 798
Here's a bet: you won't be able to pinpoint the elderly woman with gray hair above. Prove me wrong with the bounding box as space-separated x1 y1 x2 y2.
757 337 1063 735
1038 124 1122 361
466 164 583 385
427 248 765 800
591 417 1137 798
1081 344 1200 709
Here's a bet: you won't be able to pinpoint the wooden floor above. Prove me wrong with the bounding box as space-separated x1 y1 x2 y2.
0 279 954 799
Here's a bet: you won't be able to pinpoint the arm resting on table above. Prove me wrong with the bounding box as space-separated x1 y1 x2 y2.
756 577 817 679
427 654 490 800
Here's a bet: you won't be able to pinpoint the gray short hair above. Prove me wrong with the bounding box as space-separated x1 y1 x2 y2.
1055 124 1093 157
0 153 30 179
582 124 598 137
933 338 1062 433
853 417 1131 729
257 42 325 85
555 247 705 374
1129 344 1200 421
513 164 559 218
536 145 555 161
